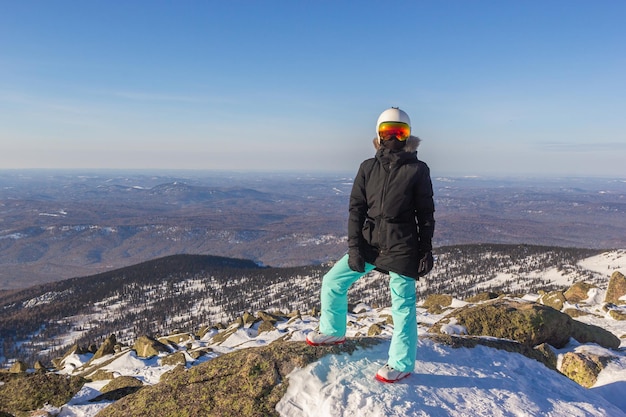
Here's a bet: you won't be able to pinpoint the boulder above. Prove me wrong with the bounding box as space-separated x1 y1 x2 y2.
429 298 620 349
560 351 612 388
257 320 277 335
609 309 626 321
132 335 170 358
422 294 453 314
367 323 384 336
605 271 626 305
160 352 187 367
90 376 144 402
9 361 27 373
564 282 596 303
464 292 501 303
538 290 566 311
92 334 117 360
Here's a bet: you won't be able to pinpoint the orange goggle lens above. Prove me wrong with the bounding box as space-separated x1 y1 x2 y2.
378 122 410 141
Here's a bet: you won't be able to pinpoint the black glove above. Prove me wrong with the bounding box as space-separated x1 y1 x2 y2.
417 251 434 277
348 248 365 273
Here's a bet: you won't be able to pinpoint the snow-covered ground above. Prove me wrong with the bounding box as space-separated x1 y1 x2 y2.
47 305 626 416
31 250 626 416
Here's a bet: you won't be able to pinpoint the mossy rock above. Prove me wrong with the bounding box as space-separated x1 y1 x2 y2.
609 310 626 321
464 292 501 303
605 271 626 305
422 294 453 314
429 298 620 349
159 333 195 346
257 320 277 335
132 335 170 358
538 291 566 311
563 308 590 318
88 369 116 381
560 351 612 388
367 323 384 336
90 376 144 402
0 373 85 416
95 339 381 417
160 352 187 367
8 361 27 374
564 282 596 303
92 335 117 361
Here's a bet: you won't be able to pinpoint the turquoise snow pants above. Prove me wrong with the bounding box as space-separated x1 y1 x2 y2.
318 254 418 373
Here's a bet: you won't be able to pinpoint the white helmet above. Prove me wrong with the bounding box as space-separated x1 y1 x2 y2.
376 107 411 140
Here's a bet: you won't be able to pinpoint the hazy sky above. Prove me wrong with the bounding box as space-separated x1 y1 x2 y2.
1 1 625 177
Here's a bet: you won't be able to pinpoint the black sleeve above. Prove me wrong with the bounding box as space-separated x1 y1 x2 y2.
415 161 435 253
348 161 369 250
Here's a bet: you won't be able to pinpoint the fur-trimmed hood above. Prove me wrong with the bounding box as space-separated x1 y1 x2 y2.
372 135 421 152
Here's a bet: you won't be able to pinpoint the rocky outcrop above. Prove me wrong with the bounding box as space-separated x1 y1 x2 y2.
564 282 597 303
94 339 382 417
8 361 27 374
421 294 453 314
0 372 85 416
429 298 620 349
132 335 171 358
92 334 117 361
560 351 612 388
538 290 566 310
605 271 626 305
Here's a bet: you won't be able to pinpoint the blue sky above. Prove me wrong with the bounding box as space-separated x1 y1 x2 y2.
1 1 625 177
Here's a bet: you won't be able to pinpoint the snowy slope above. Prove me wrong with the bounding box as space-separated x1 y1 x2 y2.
23 250 626 417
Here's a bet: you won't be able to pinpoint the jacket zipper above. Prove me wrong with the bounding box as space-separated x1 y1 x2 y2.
378 162 393 255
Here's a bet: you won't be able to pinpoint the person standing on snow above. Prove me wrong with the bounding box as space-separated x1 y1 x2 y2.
306 107 435 383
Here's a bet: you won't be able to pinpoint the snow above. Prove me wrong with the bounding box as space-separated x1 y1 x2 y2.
277 339 623 417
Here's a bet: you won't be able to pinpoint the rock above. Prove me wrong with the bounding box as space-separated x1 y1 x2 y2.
92 334 117 361
571 320 621 349
563 308 590 318
52 344 88 370
132 335 170 358
422 294 453 314
538 291 566 311
33 361 47 372
9 361 27 374
464 292 501 303
88 369 116 381
95 339 382 417
564 282 596 303
257 320 277 335
605 271 626 305
90 376 144 402
0 373 85 415
560 351 612 388
242 311 257 326
429 298 620 349
609 309 626 320
368 323 384 336
160 352 187 367
159 333 195 346
534 343 558 370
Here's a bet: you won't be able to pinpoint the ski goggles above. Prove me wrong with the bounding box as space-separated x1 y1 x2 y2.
378 121 410 141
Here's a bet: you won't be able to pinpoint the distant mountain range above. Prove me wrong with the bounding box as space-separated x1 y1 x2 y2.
0 171 624 289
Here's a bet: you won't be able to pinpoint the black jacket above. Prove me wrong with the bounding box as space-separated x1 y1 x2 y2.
348 137 435 279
